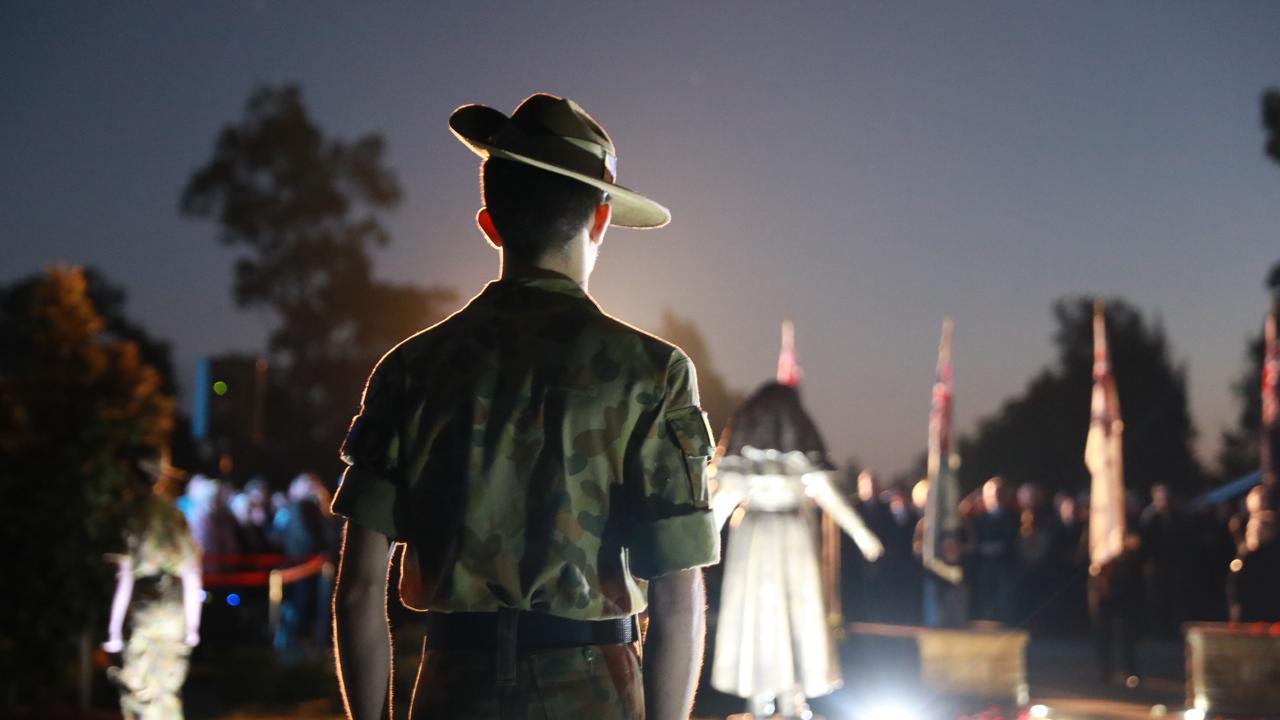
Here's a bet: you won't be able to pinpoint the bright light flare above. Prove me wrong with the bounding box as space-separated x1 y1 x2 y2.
863 700 917 720
1030 704 1050 718
1184 710 1205 720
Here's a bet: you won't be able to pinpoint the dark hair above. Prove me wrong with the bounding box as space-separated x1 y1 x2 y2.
719 381 832 466
482 158 605 264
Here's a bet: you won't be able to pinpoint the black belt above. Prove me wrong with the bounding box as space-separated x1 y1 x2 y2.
423 610 637 650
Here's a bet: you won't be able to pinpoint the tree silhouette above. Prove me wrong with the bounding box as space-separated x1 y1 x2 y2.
1264 88 1280 165
182 84 454 476
957 298 1203 498
0 266 174 705
1217 90 1280 481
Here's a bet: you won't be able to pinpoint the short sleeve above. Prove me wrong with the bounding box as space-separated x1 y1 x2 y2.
625 352 721 579
331 352 405 539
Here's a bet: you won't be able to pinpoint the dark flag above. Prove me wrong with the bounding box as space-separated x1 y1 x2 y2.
923 318 963 584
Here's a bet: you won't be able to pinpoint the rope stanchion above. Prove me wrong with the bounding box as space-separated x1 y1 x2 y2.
268 569 283 639
202 552 331 638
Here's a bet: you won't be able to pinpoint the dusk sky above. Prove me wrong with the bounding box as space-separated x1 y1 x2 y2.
4 2 1279 478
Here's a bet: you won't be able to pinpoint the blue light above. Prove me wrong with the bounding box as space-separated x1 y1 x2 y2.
226 593 241 607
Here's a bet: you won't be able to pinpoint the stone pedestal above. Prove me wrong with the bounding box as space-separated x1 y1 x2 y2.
916 627 1030 706
1185 622 1280 716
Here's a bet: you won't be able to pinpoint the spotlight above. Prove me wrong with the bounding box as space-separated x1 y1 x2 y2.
1183 709 1205 720
1030 704 1050 718
864 700 915 720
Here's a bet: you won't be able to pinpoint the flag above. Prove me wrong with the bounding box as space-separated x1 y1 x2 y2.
1085 301 1125 569
776 319 802 387
923 318 963 584
1262 309 1278 486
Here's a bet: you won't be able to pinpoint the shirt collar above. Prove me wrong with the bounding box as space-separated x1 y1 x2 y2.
484 268 595 303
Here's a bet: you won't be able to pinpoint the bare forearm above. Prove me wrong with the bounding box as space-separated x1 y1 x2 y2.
105 559 134 646
643 569 706 720
334 522 393 720
181 563 203 643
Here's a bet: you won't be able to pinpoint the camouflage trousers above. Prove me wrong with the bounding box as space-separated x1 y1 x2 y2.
409 642 644 719
108 598 190 720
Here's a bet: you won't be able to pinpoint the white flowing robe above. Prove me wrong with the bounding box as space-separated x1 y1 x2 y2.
709 448 881 700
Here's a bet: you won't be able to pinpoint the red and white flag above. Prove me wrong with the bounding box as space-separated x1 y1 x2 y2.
777 319 802 387
1085 301 1125 568
1263 310 1278 428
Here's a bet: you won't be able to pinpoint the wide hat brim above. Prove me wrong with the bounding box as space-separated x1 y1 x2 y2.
450 104 671 229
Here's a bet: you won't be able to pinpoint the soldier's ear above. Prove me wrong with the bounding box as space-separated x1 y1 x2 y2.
477 208 502 249
588 202 611 245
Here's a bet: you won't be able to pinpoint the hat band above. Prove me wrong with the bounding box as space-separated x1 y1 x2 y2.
491 125 616 183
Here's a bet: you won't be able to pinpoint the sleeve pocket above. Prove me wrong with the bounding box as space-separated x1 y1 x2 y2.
664 405 715 507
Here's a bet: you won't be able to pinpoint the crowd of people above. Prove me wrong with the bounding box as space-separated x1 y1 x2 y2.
835 471 1280 681
175 471 341 653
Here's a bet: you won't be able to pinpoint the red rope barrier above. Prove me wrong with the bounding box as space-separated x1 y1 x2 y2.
202 553 327 588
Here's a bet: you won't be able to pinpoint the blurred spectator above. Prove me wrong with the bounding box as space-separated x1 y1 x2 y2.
230 476 277 554
842 470 889 622
1138 483 1187 637
177 473 214 528
854 484 921 625
1185 501 1234 621
913 478 967 628
1088 529 1144 684
189 477 241 569
103 453 202 720
1044 491 1089 633
1014 483 1055 631
1229 501 1280 622
969 476 1018 625
273 472 335 653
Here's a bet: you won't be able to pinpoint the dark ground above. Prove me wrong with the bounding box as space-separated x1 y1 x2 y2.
164 627 1190 720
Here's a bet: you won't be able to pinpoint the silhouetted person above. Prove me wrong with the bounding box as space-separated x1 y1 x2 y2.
1185 502 1234 621
273 472 329 653
1089 530 1144 684
1138 483 1187 637
1046 492 1089 633
1014 483 1055 632
331 94 717 720
969 477 1018 625
843 470 891 622
1229 509 1280 622
875 487 922 625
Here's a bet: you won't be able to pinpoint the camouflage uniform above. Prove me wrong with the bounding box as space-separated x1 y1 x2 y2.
333 271 720 717
109 497 201 720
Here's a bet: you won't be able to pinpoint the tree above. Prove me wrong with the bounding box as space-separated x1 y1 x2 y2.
956 298 1203 498
1264 88 1280 166
0 266 173 705
654 310 743 436
1218 90 1280 481
181 84 454 478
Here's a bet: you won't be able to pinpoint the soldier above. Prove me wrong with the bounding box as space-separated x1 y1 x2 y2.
331 94 720 720
103 453 203 720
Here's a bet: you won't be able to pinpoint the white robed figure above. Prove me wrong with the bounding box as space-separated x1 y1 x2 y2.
710 324 883 719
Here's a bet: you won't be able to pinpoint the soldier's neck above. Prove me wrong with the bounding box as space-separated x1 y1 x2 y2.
501 249 589 292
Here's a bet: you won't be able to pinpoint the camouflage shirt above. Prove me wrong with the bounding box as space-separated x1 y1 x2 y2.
332 272 720 620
